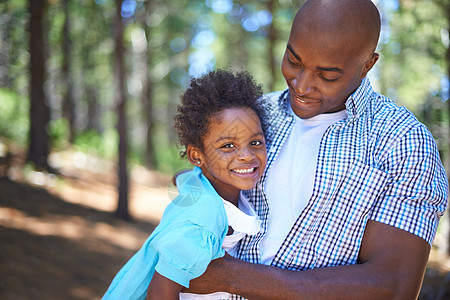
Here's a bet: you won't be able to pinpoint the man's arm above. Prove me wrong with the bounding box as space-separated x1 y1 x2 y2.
185 220 430 299
146 271 183 300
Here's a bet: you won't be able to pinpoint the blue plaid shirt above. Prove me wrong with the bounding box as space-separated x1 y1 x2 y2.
237 77 447 282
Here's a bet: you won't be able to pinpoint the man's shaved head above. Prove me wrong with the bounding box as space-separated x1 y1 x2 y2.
293 0 381 58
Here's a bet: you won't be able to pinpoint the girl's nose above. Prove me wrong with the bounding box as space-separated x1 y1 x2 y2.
237 147 255 161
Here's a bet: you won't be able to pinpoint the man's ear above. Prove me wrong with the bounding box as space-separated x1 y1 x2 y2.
361 52 379 78
186 145 204 167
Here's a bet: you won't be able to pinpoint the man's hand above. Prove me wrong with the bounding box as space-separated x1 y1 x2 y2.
180 221 431 299
146 271 183 300
181 253 234 294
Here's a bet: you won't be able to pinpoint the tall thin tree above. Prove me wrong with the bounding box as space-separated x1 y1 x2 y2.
28 0 50 170
266 0 277 93
443 0 450 257
140 0 156 169
430 0 450 256
61 0 75 143
114 0 130 220
0 1 12 88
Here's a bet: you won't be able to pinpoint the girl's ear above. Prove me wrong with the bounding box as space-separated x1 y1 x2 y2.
186 145 204 167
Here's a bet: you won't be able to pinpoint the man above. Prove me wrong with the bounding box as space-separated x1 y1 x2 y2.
185 0 448 298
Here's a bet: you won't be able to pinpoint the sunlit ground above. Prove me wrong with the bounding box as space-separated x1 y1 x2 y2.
0 150 449 299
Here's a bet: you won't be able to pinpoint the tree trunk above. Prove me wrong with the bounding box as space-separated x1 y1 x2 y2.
266 0 277 93
27 0 50 170
86 86 101 133
445 0 450 257
0 1 12 88
61 0 75 143
435 0 450 257
141 0 156 169
166 75 177 145
114 0 130 220
79 1 102 134
81 34 101 133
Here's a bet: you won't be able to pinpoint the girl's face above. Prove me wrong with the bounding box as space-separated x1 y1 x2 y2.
192 107 267 202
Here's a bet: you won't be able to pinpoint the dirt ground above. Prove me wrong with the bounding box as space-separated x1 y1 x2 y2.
0 150 449 300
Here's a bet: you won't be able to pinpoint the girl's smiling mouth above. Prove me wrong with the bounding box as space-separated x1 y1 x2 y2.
231 166 258 175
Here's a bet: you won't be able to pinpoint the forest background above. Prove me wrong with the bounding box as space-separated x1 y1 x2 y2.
1 0 450 299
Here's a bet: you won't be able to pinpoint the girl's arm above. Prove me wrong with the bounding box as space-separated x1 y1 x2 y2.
146 271 183 300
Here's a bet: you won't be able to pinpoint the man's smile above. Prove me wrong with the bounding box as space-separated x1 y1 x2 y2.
290 88 321 104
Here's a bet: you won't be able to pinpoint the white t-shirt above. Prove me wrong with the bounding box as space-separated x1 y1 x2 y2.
179 192 261 299
260 105 346 265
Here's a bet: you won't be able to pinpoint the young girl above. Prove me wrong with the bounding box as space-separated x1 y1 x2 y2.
102 69 269 300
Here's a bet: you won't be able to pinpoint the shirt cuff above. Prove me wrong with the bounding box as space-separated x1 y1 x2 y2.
155 259 193 288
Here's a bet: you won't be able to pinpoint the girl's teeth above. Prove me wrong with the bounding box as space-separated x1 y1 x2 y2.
233 168 255 174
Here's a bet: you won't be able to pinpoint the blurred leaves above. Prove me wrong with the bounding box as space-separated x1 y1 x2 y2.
0 0 448 174
0 88 29 144
377 0 448 110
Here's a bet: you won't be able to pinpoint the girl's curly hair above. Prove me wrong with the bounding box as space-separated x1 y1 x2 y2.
174 69 269 158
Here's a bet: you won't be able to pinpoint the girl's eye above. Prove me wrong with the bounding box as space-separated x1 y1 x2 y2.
251 140 263 146
220 143 235 149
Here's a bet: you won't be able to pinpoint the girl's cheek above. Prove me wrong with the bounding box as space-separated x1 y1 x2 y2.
215 151 234 161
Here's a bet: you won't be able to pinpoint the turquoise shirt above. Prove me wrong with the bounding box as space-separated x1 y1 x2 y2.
103 167 228 300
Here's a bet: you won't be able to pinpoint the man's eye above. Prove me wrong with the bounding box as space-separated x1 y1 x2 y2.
319 74 339 82
287 53 302 67
251 140 263 146
288 57 302 67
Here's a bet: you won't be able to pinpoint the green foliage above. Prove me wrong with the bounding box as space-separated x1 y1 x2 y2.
48 118 70 150
0 88 29 145
378 1 447 113
154 143 191 174
0 0 29 95
73 129 118 160
1 0 448 177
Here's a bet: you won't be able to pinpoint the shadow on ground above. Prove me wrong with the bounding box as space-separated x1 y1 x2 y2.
0 177 157 300
0 177 449 299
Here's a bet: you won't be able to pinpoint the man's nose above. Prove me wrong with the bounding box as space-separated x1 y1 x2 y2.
292 69 314 94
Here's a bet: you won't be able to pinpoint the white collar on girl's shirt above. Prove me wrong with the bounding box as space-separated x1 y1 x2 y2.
222 192 261 236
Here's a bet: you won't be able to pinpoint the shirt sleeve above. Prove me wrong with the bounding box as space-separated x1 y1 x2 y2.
369 124 448 245
153 221 225 288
